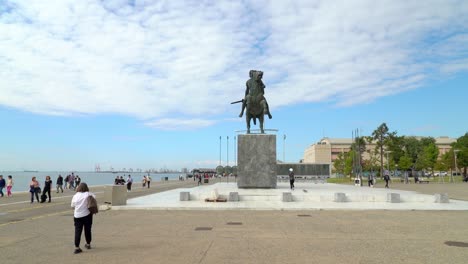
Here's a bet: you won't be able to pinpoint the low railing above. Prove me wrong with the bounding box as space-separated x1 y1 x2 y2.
277 175 329 183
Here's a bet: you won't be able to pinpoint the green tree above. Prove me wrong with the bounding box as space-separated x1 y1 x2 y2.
420 142 439 173
333 152 346 176
351 136 367 170
386 135 405 165
402 136 422 165
371 123 395 176
452 133 468 177
398 154 413 171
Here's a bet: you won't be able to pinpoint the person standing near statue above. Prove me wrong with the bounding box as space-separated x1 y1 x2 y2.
289 168 295 190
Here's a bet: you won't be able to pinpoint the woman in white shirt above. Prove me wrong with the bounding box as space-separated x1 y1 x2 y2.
71 182 96 254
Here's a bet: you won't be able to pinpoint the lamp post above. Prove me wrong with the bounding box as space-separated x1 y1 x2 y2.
385 151 392 176
234 136 237 166
454 149 460 183
227 136 229 167
219 136 222 166
283 134 286 162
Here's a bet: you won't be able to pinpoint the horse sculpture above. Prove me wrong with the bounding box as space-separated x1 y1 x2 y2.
235 70 272 134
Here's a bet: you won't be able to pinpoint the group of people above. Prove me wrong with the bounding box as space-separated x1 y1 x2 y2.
141 175 152 188
62 173 82 191
0 175 14 197
1 173 96 254
366 173 391 188
27 173 83 203
114 174 152 191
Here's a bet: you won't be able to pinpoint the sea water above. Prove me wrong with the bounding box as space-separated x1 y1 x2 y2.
0 171 184 193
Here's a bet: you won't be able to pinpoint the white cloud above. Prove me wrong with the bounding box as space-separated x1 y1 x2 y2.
144 118 216 130
1 0 468 127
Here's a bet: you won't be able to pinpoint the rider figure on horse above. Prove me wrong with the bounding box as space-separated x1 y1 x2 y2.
239 70 272 119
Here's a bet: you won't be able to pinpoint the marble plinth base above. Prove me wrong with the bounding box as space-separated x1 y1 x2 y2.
283 192 293 202
435 193 449 203
104 185 127 205
387 193 400 203
334 193 346 202
229 192 239 202
237 134 277 188
180 192 190 201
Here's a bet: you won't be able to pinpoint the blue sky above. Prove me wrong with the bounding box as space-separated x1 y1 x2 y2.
1 0 467 171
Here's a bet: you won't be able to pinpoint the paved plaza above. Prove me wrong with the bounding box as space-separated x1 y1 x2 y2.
119 182 468 211
1 180 468 263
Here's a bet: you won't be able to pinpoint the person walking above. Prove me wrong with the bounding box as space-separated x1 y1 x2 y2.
56 174 64 193
142 176 147 187
42 176 52 203
126 175 133 192
29 177 40 203
0 175 5 197
198 175 202 186
64 175 70 189
6 175 13 197
147 176 151 188
384 173 390 188
75 176 81 189
71 183 96 254
69 173 76 190
289 168 295 190
367 173 374 187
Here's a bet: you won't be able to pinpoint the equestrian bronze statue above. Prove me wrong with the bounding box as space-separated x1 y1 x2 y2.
232 70 272 134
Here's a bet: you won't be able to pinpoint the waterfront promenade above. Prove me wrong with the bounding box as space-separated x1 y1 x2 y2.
1 180 468 263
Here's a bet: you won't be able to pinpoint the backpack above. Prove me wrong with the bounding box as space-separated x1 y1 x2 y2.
87 195 98 214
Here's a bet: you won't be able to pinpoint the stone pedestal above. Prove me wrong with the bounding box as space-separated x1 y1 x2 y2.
104 185 127 206
334 193 346 202
282 192 293 202
180 192 190 201
435 193 449 203
229 192 239 202
237 134 277 188
387 193 400 203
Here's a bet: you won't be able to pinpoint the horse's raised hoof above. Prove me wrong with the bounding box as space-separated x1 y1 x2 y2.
268 113 272 119
239 113 243 118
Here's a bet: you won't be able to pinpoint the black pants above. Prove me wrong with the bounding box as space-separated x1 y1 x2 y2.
127 182 132 191
290 179 295 189
30 190 39 202
385 180 389 188
147 181 150 188
74 213 93 248
43 188 51 202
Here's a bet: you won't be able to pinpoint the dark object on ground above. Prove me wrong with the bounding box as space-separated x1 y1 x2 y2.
205 198 227 202
40 194 47 203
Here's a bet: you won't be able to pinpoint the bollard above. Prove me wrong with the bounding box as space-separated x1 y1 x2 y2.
229 192 239 202
282 192 293 202
434 193 449 203
180 192 190 201
334 193 346 202
387 193 400 203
